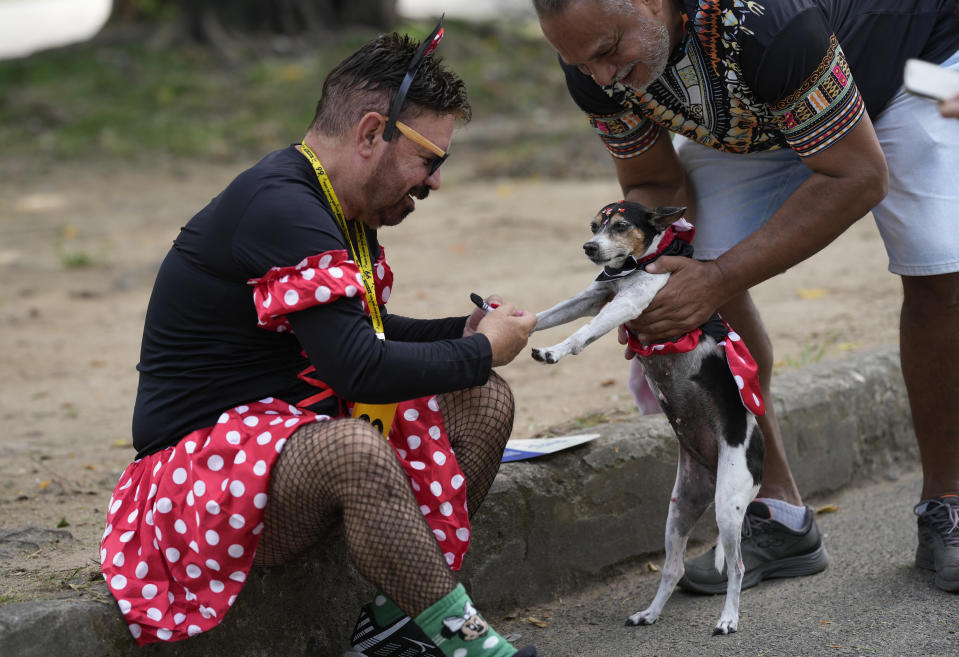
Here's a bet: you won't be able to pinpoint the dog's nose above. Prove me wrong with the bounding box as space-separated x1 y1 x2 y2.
583 242 598 257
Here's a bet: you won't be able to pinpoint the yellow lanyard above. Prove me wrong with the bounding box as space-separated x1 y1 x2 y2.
299 142 386 339
299 142 397 437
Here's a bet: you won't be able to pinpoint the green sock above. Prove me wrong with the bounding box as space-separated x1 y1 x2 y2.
368 590 405 627
414 584 516 657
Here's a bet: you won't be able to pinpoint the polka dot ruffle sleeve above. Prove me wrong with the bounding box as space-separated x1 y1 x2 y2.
247 249 394 333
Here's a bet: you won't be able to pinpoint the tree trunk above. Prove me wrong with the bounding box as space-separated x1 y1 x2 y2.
109 0 397 41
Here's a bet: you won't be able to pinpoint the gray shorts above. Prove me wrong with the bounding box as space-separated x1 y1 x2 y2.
677 49 959 277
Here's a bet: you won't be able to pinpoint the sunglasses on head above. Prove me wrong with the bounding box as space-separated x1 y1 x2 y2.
382 18 449 175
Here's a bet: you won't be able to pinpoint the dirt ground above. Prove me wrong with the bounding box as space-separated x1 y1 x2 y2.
0 153 903 602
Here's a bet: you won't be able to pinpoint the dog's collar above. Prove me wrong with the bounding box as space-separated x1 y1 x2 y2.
595 222 695 282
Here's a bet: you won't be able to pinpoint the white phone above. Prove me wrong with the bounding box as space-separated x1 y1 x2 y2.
903 58 959 101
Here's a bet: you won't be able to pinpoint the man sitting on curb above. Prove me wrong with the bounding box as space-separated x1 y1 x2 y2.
100 24 539 657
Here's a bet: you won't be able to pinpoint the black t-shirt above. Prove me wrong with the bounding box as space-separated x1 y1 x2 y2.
132 146 492 457
562 0 959 158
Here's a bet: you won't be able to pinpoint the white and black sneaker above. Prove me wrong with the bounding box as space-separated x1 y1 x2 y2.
344 604 443 657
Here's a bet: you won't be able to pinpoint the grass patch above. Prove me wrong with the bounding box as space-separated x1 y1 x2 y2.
776 330 852 371
0 18 577 167
533 406 639 438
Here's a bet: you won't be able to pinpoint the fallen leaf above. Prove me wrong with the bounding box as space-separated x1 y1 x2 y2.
600 379 616 387
816 504 839 514
113 439 132 448
797 288 829 300
38 480 51 489
526 616 548 628
83 464 97 471
647 561 661 572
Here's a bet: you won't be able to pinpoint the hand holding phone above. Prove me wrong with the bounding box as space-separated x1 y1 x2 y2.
939 95 959 119
903 58 959 102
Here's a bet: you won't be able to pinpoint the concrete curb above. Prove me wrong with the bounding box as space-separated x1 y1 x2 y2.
0 346 918 657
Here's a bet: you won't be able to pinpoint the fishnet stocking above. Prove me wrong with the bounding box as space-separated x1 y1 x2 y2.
438 371 515 517
253 417 454 616
252 373 515 616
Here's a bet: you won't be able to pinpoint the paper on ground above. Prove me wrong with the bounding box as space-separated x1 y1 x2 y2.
501 433 600 462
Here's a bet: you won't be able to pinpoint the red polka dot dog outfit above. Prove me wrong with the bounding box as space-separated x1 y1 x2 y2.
608 220 765 417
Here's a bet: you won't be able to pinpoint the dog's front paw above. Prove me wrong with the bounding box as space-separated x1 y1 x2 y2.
531 347 559 364
625 610 659 627
533 348 559 364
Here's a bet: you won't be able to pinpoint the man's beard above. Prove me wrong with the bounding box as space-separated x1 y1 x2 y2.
361 150 430 228
616 17 671 92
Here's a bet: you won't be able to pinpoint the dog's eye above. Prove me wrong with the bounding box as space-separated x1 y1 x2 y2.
613 222 630 232
589 223 599 234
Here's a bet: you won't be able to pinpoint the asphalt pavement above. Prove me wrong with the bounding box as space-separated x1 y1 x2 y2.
494 468 959 657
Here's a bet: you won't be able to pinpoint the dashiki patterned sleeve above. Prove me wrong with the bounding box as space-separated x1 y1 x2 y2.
768 35 865 157
587 109 664 159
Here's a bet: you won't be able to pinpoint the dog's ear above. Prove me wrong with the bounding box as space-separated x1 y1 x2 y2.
649 206 687 230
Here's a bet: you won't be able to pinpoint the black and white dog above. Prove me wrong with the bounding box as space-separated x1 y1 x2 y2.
531 200 765 635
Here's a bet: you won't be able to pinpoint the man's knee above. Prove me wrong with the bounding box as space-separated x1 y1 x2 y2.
290 418 398 474
486 371 515 411
902 273 959 319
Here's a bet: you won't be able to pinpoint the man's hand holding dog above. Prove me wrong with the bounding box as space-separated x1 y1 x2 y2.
473 299 537 367
620 256 729 347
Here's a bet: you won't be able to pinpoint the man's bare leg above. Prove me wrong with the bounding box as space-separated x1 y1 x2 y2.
900 273 959 501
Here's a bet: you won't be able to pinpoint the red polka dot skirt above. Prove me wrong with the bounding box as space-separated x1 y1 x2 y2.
384 398 472 569
100 399 320 644
102 250 472 645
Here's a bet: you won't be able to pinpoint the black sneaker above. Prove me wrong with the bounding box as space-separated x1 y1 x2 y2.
914 495 959 592
678 501 829 594
344 604 443 657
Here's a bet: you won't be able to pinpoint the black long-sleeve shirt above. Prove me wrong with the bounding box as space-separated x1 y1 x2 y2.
132 145 491 458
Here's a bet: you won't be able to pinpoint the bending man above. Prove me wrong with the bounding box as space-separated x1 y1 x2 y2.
534 0 959 594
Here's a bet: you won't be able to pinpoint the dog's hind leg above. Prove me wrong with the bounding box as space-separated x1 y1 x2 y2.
711 419 763 635
626 448 714 627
